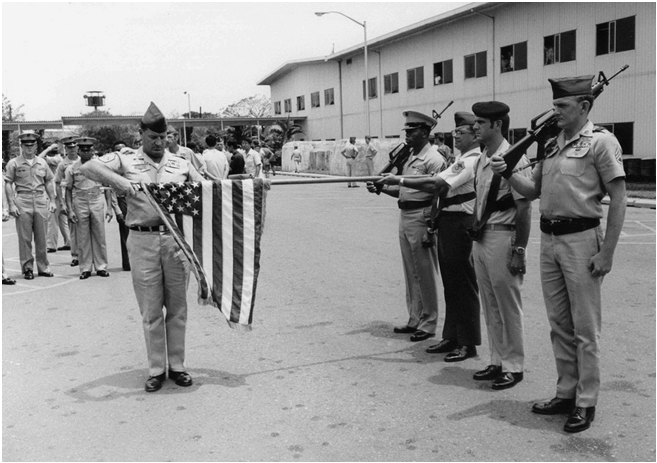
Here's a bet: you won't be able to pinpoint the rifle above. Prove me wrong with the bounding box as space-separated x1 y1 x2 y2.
374 100 454 194
499 65 629 178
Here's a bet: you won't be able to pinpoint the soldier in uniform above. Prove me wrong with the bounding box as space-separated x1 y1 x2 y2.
341 137 359 187
63 137 112 280
81 102 204 393
56 136 81 267
166 126 208 178
366 111 445 342
38 142 70 252
491 76 627 433
3 133 57 279
469 101 532 390
380 112 482 361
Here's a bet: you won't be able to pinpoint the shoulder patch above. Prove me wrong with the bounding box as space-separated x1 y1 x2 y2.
451 160 465 173
99 152 119 163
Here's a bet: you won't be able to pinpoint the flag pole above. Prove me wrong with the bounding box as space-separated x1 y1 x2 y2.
269 176 384 185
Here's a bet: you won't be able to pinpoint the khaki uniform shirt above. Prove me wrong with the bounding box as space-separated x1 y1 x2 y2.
474 139 530 224
535 120 625 220
63 158 103 192
438 147 480 214
98 148 204 227
4 155 54 193
399 144 446 202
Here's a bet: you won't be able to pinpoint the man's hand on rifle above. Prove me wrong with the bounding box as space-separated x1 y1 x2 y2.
490 155 508 175
377 174 401 186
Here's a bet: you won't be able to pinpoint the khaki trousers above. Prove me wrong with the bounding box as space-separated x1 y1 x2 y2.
398 207 440 333
47 195 70 249
473 230 525 373
72 191 107 273
127 231 190 376
14 193 50 273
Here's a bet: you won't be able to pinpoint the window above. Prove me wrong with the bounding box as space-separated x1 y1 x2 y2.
508 128 528 146
362 77 378 100
544 30 576 65
311 91 320 108
346 58 352 65
407 66 424 90
296 95 305 111
274 101 281 115
598 122 634 154
433 59 453 85
324 88 335 106
500 41 527 73
464 51 487 79
597 16 635 55
384 72 399 94
284 99 292 113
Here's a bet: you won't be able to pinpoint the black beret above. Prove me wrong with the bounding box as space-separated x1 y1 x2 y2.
548 75 594 99
472 101 510 120
454 111 475 127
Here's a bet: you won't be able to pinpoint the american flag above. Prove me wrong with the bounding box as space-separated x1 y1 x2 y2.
143 179 269 331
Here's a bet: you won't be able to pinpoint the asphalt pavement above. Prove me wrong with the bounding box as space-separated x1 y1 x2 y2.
2 176 655 461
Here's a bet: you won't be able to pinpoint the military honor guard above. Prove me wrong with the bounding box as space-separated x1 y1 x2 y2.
367 110 445 342
470 101 532 390
3 132 57 279
491 76 627 432
81 102 204 392
63 137 111 279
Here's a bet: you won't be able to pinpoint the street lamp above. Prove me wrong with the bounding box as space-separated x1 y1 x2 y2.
183 91 191 146
316 11 370 137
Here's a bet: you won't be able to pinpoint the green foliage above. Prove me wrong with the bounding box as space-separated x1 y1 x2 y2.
78 110 140 153
265 116 304 151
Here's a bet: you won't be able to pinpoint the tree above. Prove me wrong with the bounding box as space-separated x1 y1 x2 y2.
2 94 26 164
78 109 140 153
265 116 304 152
219 94 271 118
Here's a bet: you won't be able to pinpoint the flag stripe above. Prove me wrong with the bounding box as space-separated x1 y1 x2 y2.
230 181 244 324
210 181 222 305
239 181 255 325
200 181 213 288
221 181 234 323
250 182 265 324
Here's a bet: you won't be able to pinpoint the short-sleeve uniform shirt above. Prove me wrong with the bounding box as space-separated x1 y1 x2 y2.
438 147 480 214
536 121 625 220
399 144 446 202
475 139 531 225
4 155 54 193
98 149 204 227
63 158 103 192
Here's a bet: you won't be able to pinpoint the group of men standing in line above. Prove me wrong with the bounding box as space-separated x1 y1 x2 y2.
367 74 626 434
2 126 278 284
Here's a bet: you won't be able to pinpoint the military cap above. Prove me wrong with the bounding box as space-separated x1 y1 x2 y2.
166 124 179 135
75 137 96 150
141 102 168 133
18 132 40 145
548 75 594 99
60 135 78 146
472 101 510 120
402 110 437 130
454 111 476 127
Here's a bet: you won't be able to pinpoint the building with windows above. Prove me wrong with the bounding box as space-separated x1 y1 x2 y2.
258 2 655 159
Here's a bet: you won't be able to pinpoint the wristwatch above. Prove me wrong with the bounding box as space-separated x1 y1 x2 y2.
399 178 405 186
513 246 525 255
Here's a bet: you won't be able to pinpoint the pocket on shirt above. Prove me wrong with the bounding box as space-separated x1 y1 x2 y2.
559 149 588 177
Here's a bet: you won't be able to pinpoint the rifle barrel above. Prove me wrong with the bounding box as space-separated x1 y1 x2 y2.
269 174 431 186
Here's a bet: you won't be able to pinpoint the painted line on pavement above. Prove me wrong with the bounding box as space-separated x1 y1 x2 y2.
2 276 79 296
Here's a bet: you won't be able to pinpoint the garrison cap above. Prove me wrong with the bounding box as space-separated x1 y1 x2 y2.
75 137 96 150
61 136 78 146
140 102 168 133
18 132 39 145
472 101 510 120
454 111 476 127
548 75 594 99
402 110 437 130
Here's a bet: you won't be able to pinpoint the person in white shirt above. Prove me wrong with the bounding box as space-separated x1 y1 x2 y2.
240 139 262 178
202 135 229 180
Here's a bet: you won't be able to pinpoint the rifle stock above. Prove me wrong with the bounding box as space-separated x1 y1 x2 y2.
500 65 629 178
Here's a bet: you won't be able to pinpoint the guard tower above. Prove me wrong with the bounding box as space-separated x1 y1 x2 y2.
84 91 105 111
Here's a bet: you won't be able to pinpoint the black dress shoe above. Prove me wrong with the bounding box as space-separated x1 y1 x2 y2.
58 245 71 251
410 330 435 342
532 397 575 415
96 270 110 277
473 364 502 380
169 370 193 387
47 248 56 253
2 277 16 285
23 270 34 280
145 373 166 392
393 325 417 334
444 345 477 362
426 339 456 354
79 271 91 280
70 259 79 267
492 372 524 390
37 271 54 277
564 407 595 433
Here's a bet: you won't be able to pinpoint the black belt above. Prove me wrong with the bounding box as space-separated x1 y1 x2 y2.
398 199 433 210
439 211 472 217
540 216 600 236
128 225 168 232
16 190 45 195
482 223 515 231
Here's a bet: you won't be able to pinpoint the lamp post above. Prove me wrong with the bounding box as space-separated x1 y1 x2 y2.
183 91 191 146
316 11 370 137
